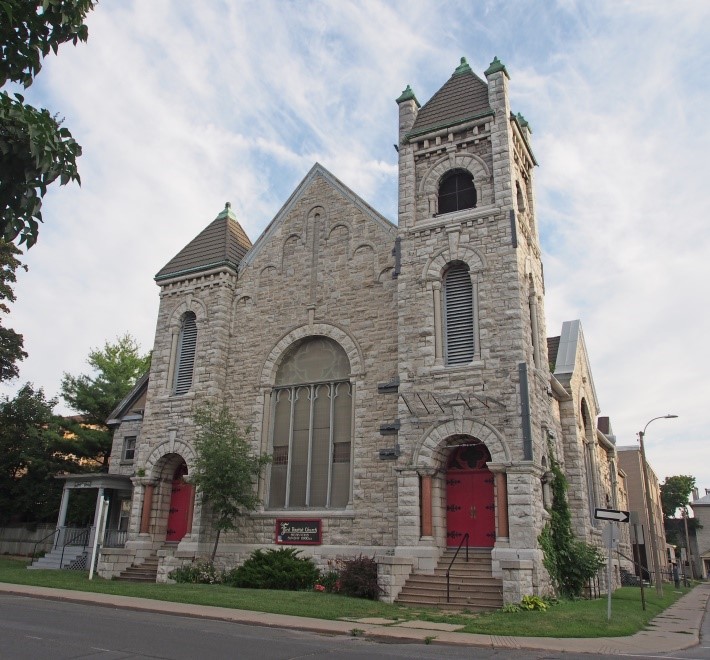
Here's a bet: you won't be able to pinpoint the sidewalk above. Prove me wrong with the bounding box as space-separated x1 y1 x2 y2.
1 581 708 654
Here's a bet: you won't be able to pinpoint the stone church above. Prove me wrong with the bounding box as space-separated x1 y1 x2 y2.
64 56 631 606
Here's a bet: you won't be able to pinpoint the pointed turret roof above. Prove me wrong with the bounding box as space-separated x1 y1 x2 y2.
155 203 252 282
408 57 492 138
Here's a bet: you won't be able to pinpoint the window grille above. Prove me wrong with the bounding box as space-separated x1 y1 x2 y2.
174 312 197 395
443 264 474 364
438 169 477 214
269 337 352 509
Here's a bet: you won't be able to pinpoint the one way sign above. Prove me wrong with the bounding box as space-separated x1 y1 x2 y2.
594 508 630 523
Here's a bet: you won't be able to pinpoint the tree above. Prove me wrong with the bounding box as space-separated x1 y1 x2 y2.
661 475 696 519
0 239 27 380
191 404 271 561
0 383 82 524
61 333 150 467
1 1 96 247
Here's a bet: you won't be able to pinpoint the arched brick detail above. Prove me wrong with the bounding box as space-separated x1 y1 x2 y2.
413 417 511 468
418 152 493 209
167 298 207 331
421 245 487 282
145 440 196 478
260 323 364 387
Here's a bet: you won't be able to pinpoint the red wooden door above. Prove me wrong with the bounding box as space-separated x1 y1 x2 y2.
166 467 192 542
446 470 495 547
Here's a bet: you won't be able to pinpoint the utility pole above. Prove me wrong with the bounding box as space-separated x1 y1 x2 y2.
638 414 678 597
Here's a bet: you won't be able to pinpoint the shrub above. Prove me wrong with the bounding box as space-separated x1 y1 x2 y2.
338 555 380 600
316 569 341 593
539 442 605 598
169 560 224 584
224 548 320 590
519 595 548 611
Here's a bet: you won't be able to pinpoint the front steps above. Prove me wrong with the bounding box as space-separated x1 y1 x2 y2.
396 548 503 611
28 546 88 570
115 554 159 582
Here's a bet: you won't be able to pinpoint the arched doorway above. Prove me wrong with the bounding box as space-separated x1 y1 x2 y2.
166 462 192 542
446 440 495 547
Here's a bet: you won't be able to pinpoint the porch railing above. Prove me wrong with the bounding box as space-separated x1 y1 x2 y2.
59 527 90 569
103 529 128 548
446 532 469 603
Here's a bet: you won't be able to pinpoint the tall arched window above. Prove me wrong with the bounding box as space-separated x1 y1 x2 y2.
438 169 477 214
269 337 352 509
443 263 474 365
173 312 197 395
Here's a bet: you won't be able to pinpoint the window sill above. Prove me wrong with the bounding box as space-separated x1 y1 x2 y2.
429 360 484 375
252 509 356 519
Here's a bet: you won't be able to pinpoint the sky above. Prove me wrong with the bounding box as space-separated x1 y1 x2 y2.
3 1 709 495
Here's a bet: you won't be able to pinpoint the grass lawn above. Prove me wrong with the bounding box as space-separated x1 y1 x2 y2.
0 557 694 638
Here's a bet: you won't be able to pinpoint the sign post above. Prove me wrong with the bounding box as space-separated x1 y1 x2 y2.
595 508 629 621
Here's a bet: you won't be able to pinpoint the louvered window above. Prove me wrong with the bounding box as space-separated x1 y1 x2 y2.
438 169 477 214
443 264 474 365
269 337 352 509
174 312 197 395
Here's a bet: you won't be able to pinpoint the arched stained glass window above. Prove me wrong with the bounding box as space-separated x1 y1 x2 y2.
269 337 352 509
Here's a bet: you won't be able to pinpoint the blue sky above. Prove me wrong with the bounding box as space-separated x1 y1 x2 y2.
3 1 709 495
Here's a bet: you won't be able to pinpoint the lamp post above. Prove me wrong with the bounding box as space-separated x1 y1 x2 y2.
638 414 678 597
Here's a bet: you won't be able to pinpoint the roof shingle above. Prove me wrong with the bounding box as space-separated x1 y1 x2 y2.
155 205 252 281
409 58 491 138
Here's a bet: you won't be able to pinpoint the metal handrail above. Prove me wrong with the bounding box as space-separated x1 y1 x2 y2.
30 527 59 563
446 532 469 603
59 527 90 569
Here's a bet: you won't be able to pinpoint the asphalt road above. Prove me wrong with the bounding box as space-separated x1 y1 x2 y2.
0 593 562 659
0 593 707 660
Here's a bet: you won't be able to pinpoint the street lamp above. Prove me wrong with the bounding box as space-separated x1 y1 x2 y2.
638 414 678 597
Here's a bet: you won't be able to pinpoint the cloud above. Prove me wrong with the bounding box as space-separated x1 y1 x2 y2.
2 0 708 490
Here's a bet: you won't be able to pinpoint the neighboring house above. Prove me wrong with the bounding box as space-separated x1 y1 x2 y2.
691 488 710 579
48 56 632 604
617 446 667 581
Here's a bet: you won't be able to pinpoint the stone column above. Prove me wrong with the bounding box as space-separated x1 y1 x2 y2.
140 483 155 534
185 484 196 537
432 283 443 365
496 472 509 539
418 470 436 539
395 467 421 546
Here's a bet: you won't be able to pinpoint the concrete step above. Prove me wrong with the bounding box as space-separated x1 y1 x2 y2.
115 555 159 582
28 548 86 570
395 548 503 611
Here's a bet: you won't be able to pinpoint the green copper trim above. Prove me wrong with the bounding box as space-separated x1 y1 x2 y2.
485 56 509 78
404 109 494 141
516 112 530 131
216 201 237 221
453 57 472 76
396 84 420 107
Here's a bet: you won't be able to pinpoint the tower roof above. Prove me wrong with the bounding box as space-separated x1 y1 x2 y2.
155 204 252 282
408 57 492 138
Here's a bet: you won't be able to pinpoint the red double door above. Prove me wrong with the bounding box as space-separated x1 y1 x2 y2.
446 469 496 547
166 465 193 542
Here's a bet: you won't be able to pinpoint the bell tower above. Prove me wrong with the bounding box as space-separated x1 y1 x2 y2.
394 57 555 601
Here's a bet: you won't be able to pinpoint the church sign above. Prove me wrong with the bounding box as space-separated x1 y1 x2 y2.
275 519 322 545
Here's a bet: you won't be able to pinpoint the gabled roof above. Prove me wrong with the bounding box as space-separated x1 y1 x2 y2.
155 204 252 282
552 320 600 411
408 58 492 139
106 372 149 427
240 163 396 269
692 491 710 507
547 336 560 370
